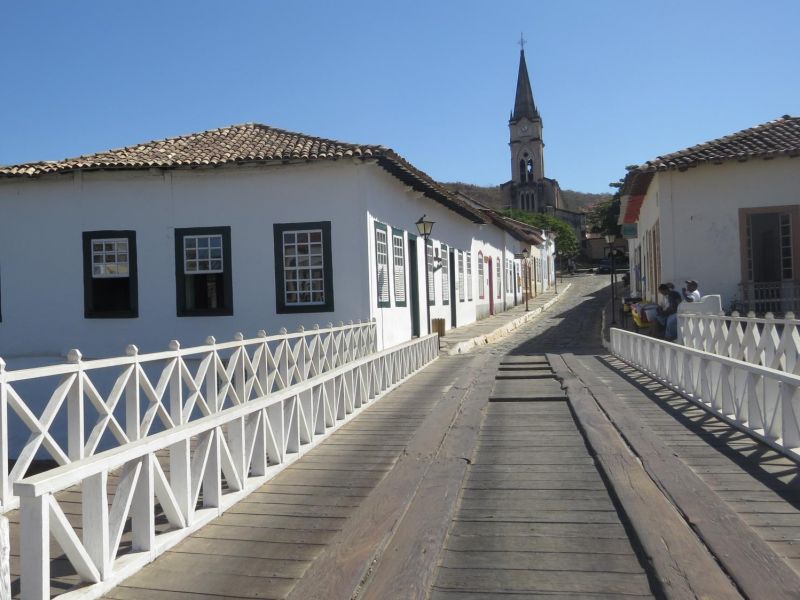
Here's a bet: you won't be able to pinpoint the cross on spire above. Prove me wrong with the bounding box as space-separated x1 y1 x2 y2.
518 32 526 51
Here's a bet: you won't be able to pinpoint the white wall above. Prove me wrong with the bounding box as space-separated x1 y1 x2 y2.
362 164 521 348
0 162 373 359
631 157 800 308
0 160 533 361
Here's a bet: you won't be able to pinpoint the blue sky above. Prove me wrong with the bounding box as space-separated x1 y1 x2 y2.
1 1 798 193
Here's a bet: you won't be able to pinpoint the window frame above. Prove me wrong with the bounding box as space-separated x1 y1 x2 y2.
375 221 391 308
427 240 435 306
496 255 502 299
391 227 407 307
273 221 334 314
458 251 465 302
175 226 233 317
466 251 473 301
477 251 484 299
441 243 449 306
82 230 139 319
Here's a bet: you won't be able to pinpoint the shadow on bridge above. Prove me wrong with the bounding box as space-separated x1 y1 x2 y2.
600 355 800 511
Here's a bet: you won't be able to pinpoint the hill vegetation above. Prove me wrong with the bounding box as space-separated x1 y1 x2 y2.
442 182 611 213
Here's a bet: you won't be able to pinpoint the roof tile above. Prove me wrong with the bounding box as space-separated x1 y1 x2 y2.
639 115 800 172
0 122 487 224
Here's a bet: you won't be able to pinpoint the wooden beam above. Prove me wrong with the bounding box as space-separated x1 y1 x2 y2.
547 354 742 600
561 353 800 600
286 354 493 600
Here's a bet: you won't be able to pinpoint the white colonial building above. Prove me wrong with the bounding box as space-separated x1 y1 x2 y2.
619 115 800 314
0 123 555 363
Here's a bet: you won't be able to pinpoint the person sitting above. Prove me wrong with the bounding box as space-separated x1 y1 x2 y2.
656 283 682 341
682 279 701 302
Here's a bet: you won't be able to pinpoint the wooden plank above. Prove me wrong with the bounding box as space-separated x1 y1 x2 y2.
439 549 645 573
286 354 489 600
565 355 800 599
434 567 652 595
444 533 638 555
547 353 743 600
359 353 501 600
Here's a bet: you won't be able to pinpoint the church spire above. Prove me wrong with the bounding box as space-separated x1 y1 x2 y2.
512 47 539 122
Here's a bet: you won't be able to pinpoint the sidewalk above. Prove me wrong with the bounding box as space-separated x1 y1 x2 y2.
438 284 570 355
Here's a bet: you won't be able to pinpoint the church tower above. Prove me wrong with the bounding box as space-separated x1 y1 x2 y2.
509 44 545 212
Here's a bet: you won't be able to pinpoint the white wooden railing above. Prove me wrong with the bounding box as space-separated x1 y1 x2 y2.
611 328 800 463
679 311 800 375
0 321 377 513
13 331 438 600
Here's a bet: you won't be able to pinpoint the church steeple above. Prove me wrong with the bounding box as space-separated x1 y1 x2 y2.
511 49 540 123
509 37 545 212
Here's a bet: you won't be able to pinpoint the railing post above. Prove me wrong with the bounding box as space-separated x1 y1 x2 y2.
0 514 8 600
168 340 192 523
278 328 289 389
67 349 85 462
131 455 155 553
20 494 49 600
205 336 219 413
0 358 8 509
82 471 110 579
229 333 247 488
125 345 141 442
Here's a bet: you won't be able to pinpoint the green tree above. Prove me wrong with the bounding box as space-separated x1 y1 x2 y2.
501 209 579 257
586 195 621 237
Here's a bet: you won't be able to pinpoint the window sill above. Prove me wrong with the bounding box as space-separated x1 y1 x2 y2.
85 311 138 319
177 309 234 317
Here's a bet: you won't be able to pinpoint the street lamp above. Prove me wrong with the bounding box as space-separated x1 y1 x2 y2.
416 215 435 335
605 233 617 325
522 248 530 311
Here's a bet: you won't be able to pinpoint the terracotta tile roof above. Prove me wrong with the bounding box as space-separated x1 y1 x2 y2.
0 123 386 176
0 122 486 224
636 115 800 173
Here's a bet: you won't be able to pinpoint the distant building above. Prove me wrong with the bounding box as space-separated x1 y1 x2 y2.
500 48 585 245
619 115 800 313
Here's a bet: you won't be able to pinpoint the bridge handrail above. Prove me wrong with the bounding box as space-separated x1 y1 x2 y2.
611 328 800 462
679 311 799 375
13 333 439 600
0 320 377 513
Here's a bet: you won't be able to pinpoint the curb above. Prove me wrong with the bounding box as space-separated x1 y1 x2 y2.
444 283 572 355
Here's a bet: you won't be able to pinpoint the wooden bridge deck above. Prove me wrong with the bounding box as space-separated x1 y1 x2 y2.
8 277 800 599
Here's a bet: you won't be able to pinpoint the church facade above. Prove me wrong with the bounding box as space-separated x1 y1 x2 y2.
501 49 585 242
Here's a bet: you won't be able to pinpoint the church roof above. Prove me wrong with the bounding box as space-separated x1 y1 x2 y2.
511 50 540 122
0 122 487 224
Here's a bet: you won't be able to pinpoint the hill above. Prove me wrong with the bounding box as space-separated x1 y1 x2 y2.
442 182 610 213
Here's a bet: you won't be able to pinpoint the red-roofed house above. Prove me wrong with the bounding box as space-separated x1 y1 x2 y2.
619 115 800 313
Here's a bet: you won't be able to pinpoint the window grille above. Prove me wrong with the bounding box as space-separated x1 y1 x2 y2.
284 229 326 306
91 238 130 278
184 235 223 274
